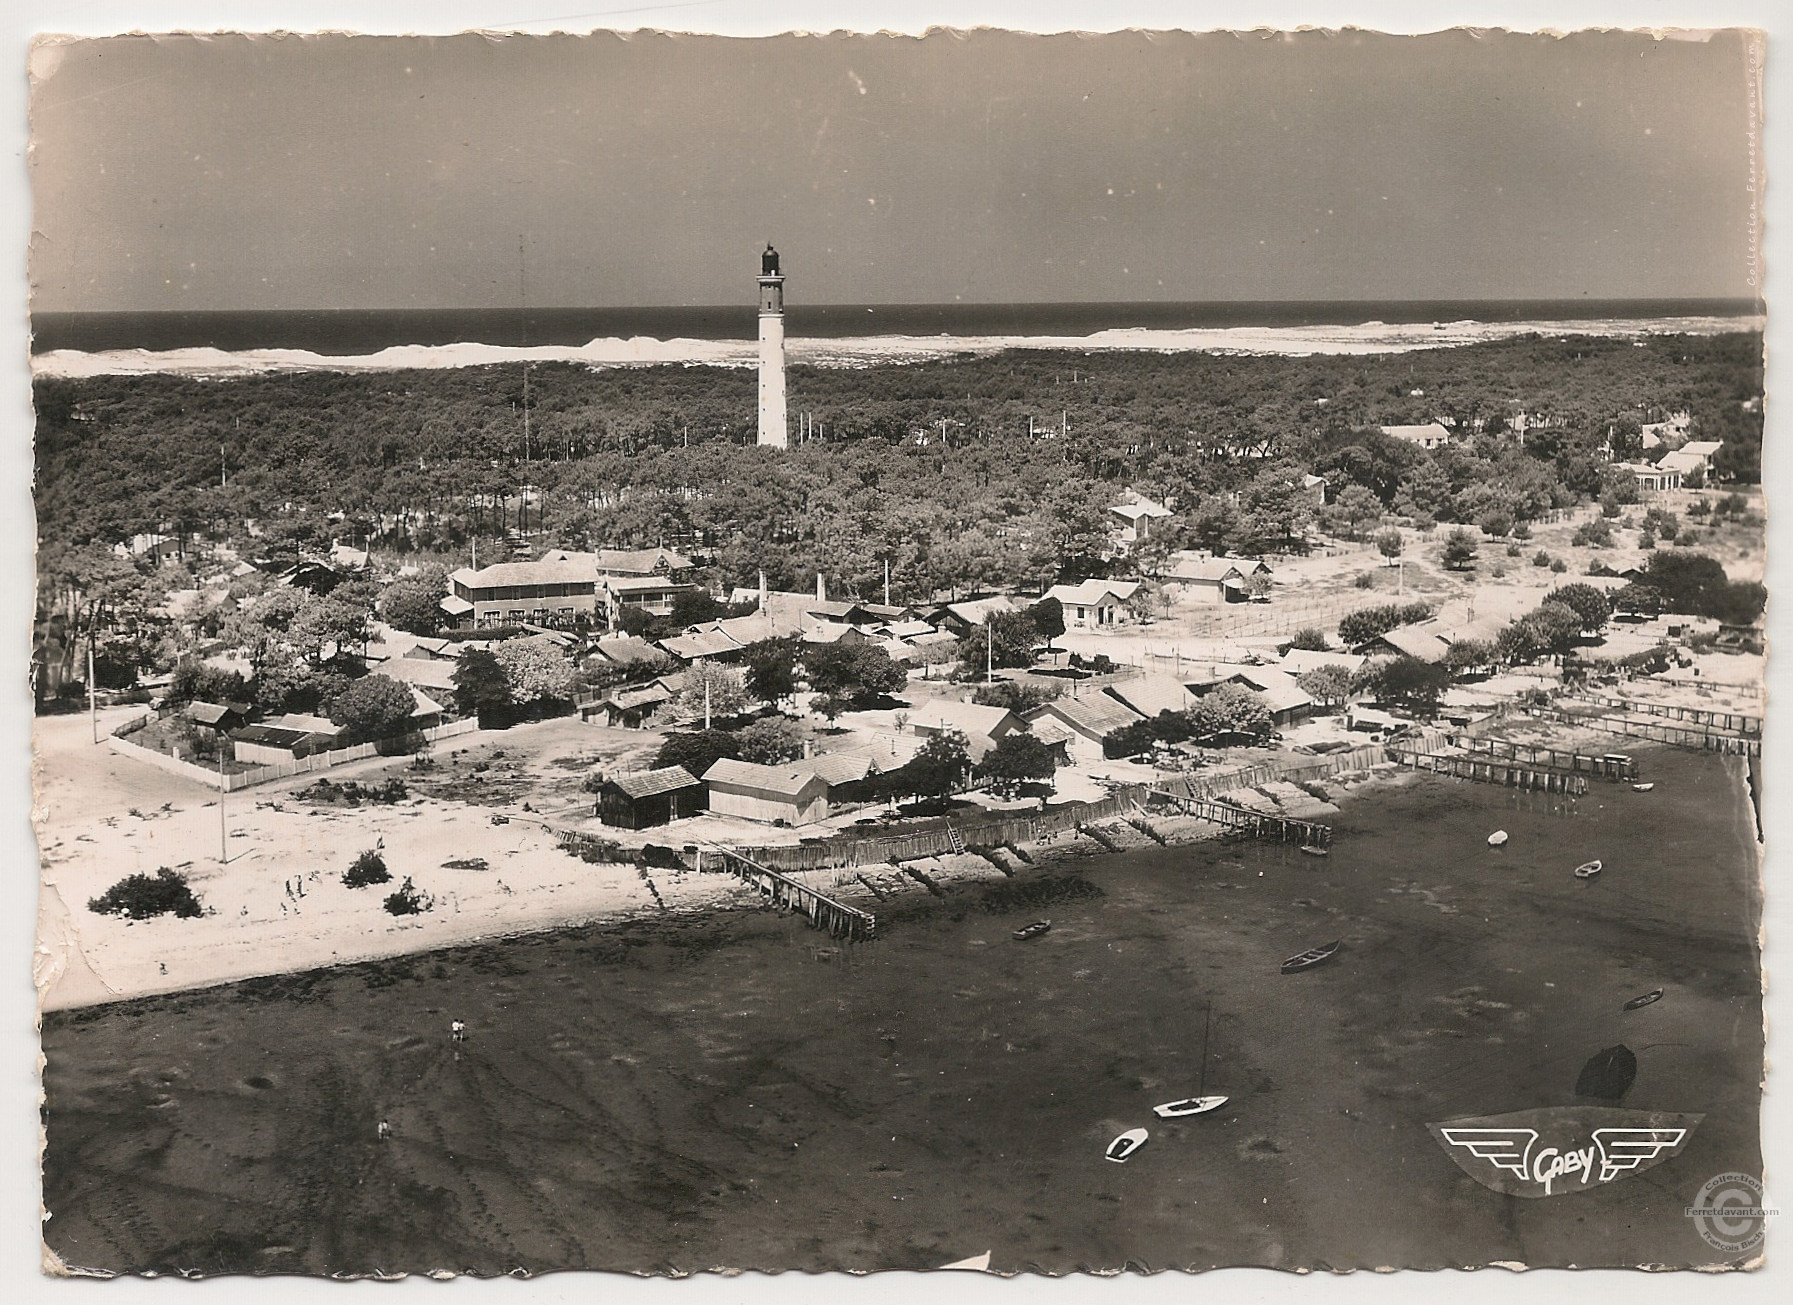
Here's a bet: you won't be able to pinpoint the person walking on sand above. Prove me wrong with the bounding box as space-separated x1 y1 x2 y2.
451 1019 466 1043
377 1120 391 1141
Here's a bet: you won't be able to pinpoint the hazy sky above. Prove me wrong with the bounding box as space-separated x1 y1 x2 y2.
27 28 1761 311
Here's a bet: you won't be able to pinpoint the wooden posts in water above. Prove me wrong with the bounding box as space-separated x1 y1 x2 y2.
1574 694 1762 738
702 847 879 941
1453 735 1638 781
1149 790 1332 847
1532 705 1761 757
1388 747 1590 795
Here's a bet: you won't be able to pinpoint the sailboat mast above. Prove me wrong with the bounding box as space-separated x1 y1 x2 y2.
1198 1002 1212 1095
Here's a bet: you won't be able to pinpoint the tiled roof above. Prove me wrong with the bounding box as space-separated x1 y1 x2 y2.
702 757 828 798
1047 579 1142 606
1104 674 1194 719
605 765 701 798
1031 695 1144 740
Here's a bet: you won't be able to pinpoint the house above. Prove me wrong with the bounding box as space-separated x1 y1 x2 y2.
1302 473 1329 505
595 766 706 829
407 688 447 732
1026 695 1145 762
657 628 746 663
328 543 370 571
277 560 347 596
1105 673 1196 720
1360 611 1507 662
374 654 459 695
113 532 182 564
185 700 252 732
927 595 1021 638
1109 495 1172 549
601 574 697 626
1218 666 1315 725
448 558 601 627
1379 422 1452 450
1346 705 1410 734
585 635 671 672
908 698 1027 762
1614 461 1681 493
1045 579 1141 630
1656 440 1723 482
232 713 342 765
1280 648 1367 679
1163 553 1272 605
581 680 677 729
703 758 832 826
593 546 694 580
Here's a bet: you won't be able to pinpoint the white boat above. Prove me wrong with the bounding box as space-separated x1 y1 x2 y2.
1105 1128 1149 1163
1153 1095 1229 1119
1632 783 1655 793
1574 859 1603 880
1487 830 1509 847
939 1251 992 1271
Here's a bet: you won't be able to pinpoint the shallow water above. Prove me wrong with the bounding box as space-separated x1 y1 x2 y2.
41 748 1761 1275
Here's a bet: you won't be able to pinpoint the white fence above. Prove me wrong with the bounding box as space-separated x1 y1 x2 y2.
106 717 480 792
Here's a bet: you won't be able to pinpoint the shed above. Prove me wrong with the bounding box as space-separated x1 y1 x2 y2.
703 758 831 826
1026 695 1146 762
908 698 1026 761
185 700 252 732
596 766 706 829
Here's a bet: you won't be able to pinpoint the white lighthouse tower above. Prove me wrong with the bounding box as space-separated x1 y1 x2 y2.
757 243 788 449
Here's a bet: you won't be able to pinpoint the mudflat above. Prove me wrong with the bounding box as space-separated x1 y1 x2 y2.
41 746 1761 1276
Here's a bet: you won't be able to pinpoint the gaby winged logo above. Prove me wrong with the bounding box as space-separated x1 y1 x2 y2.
1428 1108 1702 1198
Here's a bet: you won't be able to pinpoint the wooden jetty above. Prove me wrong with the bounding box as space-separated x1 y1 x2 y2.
1389 747 1590 795
1533 705 1761 758
700 846 878 941
1454 735 1638 781
1572 694 1761 738
1149 790 1332 847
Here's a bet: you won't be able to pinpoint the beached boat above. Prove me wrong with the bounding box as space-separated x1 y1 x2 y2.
1574 860 1603 879
1281 939 1341 973
1105 1128 1149 1163
1487 830 1509 847
1632 783 1655 793
1622 988 1664 1011
1153 1095 1229 1119
1013 921 1052 941
1298 844 1329 857
939 1251 992 1271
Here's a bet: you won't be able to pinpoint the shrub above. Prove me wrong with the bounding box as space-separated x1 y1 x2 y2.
1599 496 1621 519
971 680 1061 712
343 848 392 889
1572 518 1613 548
1490 562 1508 578
1638 530 1655 550
1550 559 1569 573
1351 571 1377 589
734 715 808 765
1533 550 1553 568
1511 520 1533 541
1288 627 1331 652
1338 601 1436 649
1440 528 1479 570
384 877 431 916
1506 542 1523 557
88 867 203 920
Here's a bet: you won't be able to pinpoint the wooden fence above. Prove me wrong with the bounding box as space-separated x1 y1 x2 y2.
696 847 878 940
1567 694 1762 738
1389 747 1591 795
1531 705 1761 757
106 717 480 792
1454 736 1639 781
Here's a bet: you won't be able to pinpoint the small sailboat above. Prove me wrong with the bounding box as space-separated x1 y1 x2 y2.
939 1251 992 1271
1632 783 1655 793
1574 860 1603 879
1281 939 1342 973
1154 1003 1228 1119
1623 988 1664 1011
1487 830 1509 847
1013 921 1052 941
1153 1095 1228 1119
1105 1128 1149 1163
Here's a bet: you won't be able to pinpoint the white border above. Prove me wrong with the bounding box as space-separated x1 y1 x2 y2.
3 5 1787 1304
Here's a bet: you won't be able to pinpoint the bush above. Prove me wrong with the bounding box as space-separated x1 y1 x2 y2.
1550 559 1569 574
88 867 203 920
971 680 1061 712
1572 518 1614 548
1533 550 1553 568
343 848 392 888
384 877 431 916
1506 542 1523 557
1351 571 1377 590
734 715 808 765
1440 528 1479 570
1511 520 1533 541
1338 601 1436 649
1288 627 1331 652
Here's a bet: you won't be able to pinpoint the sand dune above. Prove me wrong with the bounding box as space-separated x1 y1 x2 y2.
31 313 1763 378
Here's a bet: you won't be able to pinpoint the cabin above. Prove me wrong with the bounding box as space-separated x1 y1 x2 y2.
1045 579 1141 630
703 758 832 826
232 713 342 765
581 680 677 729
1163 553 1272 604
1105 673 1196 720
184 700 252 733
1217 666 1314 726
1026 695 1146 763
926 595 1021 639
1109 495 1172 549
908 698 1026 762
595 766 706 829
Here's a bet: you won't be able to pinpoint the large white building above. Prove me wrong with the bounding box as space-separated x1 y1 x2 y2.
758 244 788 448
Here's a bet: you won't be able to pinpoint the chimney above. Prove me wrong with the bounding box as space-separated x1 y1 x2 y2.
758 570 768 610
816 572 826 602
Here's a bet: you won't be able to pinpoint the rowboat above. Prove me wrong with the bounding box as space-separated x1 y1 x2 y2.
1153 1095 1229 1119
1281 939 1341 973
1105 1128 1149 1163
1487 830 1509 847
1632 783 1655 793
1013 921 1052 941
1622 988 1663 1011
1574 860 1603 879
1298 844 1329 857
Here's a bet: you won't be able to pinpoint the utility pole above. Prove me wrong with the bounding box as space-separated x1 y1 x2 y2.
986 621 994 685
884 558 891 607
704 676 713 730
87 645 97 744
218 747 228 863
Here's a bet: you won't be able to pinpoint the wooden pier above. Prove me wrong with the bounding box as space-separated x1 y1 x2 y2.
1149 790 1332 847
701 847 878 941
1571 694 1762 738
1453 735 1638 781
1389 748 1590 795
1533 706 1761 757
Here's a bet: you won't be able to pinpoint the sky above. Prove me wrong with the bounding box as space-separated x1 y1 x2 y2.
26 27 1762 311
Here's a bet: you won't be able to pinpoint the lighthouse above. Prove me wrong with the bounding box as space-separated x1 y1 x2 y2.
757 243 788 448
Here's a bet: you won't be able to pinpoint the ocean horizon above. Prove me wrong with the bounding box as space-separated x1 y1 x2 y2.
31 298 1763 356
